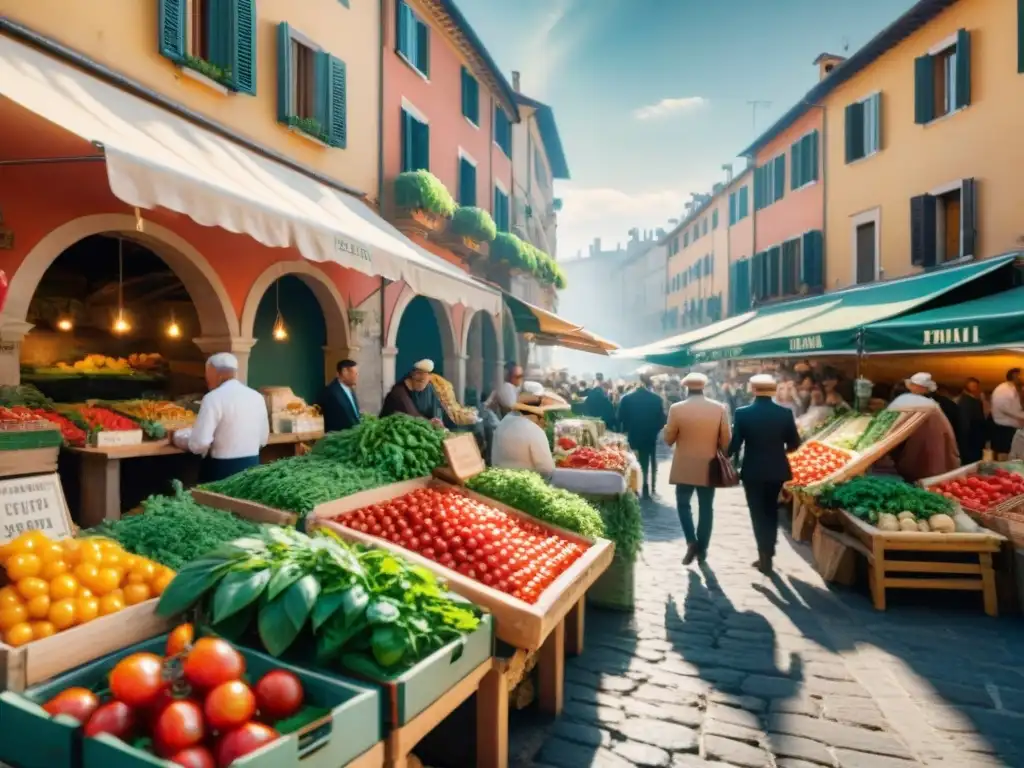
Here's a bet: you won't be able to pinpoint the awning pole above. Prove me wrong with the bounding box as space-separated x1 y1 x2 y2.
0 155 103 166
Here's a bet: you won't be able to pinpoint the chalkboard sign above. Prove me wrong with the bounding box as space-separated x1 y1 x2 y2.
0 473 73 544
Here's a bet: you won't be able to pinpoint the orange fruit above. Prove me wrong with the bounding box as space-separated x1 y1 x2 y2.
130 561 157 583
73 562 99 587
123 583 151 606
0 586 22 608
6 553 42 581
0 604 28 631
16 577 49 600
76 596 100 623
48 598 76 630
38 542 65 564
29 620 56 639
151 571 174 597
92 568 121 595
49 573 79 600
98 593 124 616
40 559 69 580
26 594 50 620
120 554 139 572
78 541 104 566
77 586 94 599
7 533 38 555
4 622 33 647
61 538 84 565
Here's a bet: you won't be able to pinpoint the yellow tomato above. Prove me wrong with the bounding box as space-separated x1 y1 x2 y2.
38 542 65 564
29 620 56 639
123 583 151 606
48 598 76 630
73 563 99 587
130 561 157 583
151 571 175 597
100 551 124 570
78 541 104 565
0 586 22 608
120 554 139 572
77 586 94 599
25 594 50 620
16 577 50 600
75 596 100 623
91 568 121 595
0 540 18 564
0 604 29 631
49 573 79 601
61 538 84 565
4 622 33 647
40 559 69 580
7 532 39 555
98 593 124 616
23 530 52 549
6 553 42 581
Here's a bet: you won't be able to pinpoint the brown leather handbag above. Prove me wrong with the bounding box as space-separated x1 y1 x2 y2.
709 412 739 487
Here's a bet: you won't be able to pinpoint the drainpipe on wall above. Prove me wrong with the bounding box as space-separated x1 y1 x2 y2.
377 0 387 212
746 153 756 312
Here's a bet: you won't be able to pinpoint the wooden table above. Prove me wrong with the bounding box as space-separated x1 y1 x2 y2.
838 510 1005 616
69 432 324 526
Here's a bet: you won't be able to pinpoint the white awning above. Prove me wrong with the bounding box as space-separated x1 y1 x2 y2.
0 35 500 314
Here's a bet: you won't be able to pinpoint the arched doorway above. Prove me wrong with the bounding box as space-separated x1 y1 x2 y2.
394 295 454 380
462 311 499 406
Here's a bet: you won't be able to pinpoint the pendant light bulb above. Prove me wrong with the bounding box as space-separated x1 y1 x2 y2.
56 318 73 332
112 238 130 334
166 321 181 338
272 278 288 341
113 311 131 334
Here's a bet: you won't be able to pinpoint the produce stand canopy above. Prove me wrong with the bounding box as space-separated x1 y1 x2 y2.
612 311 756 365
503 293 619 354
688 253 1021 362
863 285 1024 354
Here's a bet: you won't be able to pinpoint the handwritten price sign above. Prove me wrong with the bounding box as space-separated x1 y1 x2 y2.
0 473 73 544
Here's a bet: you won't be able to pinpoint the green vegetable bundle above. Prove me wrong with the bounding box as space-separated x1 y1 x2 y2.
0 384 53 409
815 475 953 523
854 410 900 451
584 492 644 563
202 456 387 518
84 481 262 569
311 414 445 481
157 527 481 676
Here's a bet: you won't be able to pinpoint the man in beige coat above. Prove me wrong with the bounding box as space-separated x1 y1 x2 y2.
664 372 731 565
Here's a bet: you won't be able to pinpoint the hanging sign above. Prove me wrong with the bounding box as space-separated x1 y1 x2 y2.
0 473 73 544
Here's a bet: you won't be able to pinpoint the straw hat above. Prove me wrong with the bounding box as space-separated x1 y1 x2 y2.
512 382 570 416
681 372 708 390
905 372 937 393
749 374 778 394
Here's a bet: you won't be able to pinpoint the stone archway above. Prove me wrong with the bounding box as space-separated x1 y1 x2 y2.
460 310 500 406
0 213 238 385
384 285 460 396
241 261 353 388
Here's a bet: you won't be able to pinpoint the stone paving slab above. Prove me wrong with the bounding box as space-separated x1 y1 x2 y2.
510 462 1024 767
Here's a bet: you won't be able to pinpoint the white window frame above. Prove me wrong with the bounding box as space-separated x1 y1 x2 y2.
494 178 509 196
458 147 477 166
401 97 429 124
850 207 881 285
928 178 968 265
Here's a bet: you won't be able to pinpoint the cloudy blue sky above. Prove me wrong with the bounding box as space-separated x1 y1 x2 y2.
456 0 918 260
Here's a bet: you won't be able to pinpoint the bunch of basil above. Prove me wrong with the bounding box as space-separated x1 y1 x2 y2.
156 527 482 677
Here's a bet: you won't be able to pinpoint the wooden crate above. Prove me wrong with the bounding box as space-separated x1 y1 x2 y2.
308 477 614 652
190 488 299 527
838 510 1005 616
0 447 58 478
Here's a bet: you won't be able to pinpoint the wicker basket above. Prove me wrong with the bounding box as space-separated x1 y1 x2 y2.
588 554 635 612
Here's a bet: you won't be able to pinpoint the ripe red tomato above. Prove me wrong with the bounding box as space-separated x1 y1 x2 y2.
168 746 216 768
166 623 195 657
204 681 257 731
184 638 245 690
215 722 279 768
84 701 136 739
110 653 167 708
42 687 100 723
254 670 304 721
153 700 205 756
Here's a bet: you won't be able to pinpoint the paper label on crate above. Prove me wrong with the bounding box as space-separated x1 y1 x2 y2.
93 429 144 447
443 433 486 482
0 472 73 544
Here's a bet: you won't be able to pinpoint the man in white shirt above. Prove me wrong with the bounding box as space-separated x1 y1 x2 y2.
491 383 556 476
991 368 1024 459
175 353 270 482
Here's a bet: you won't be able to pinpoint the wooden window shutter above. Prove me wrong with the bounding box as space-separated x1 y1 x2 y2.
459 159 477 207
773 155 785 201
400 110 413 172
781 241 795 295
275 23 292 123
914 55 935 124
871 93 882 152
790 140 802 190
416 20 430 76
807 131 819 182
768 246 781 297
800 230 824 290
325 56 348 148
1019 0 1024 73
955 29 971 109
729 193 736 225
415 119 429 171
396 0 409 54
228 0 257 95
910 194 937 267
158 0 187 61
961 178 977 258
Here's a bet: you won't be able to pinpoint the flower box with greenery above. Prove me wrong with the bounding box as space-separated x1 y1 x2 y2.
445 206 496 257
393 171 456 232
181 55 235 89
534 251 568 290
491 232 537 277
286 115 331 145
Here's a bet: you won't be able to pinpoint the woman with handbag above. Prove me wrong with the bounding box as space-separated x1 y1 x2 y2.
664 372 732 566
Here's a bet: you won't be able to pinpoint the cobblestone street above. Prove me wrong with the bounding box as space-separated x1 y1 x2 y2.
514 459 1024 768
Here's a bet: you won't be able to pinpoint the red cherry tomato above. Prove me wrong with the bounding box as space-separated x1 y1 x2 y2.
183 638 245 690
84 701 136 739
153 700 205 756
42 687 100 723
109 653 167 708
169 746 216 768
204 681 256 731
254 670 304 721
215 722 279 768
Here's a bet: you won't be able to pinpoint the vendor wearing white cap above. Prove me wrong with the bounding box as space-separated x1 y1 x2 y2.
173 353 269 483
491 383 557 476
380 359 444 425
889 373 960 482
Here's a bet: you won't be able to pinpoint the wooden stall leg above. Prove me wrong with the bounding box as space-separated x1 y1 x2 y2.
477 663 509 768
869 547 887 611
538 621 565 716
979 553 999 617
565 598 585 657
79 454 122 528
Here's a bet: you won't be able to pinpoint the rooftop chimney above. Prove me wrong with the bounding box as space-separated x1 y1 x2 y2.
813 53 846 81
511 71 521 92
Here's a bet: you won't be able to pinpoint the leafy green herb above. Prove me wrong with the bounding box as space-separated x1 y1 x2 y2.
583 492 644 563
815 475 953 520
853 410 901 451
311 414 445 482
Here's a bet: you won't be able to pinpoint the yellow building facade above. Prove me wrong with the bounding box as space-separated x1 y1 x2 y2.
824 0 1024 288
1 0 381 197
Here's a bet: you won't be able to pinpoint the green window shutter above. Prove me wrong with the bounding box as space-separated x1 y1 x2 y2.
870 93 882 152
416 19 430 76
712 209 719 229
962 177 977 258
773 155 785 201
1019 0 1024 73
461 68 480 123
400 110 412 172
753 168 763 210
228 0 257 95
807 131 819 182
955 29 971 108
396 0 409 56
791 140 802 190
914 55 935 124
325 56 348 148
415 118 429 171
768 246 781 296
683 232 689 247
158 0 186 61
910 194 937 267
207 0 229 69
276 22 292 123
728 193 736 225
846 102 865 162
739 187 748 218
801 230 824 290
459 158 476 206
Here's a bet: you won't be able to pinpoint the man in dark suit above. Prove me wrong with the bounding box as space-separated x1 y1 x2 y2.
319 359 361 432
728 374 801 574
584 374 618 431
618 374 667 498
